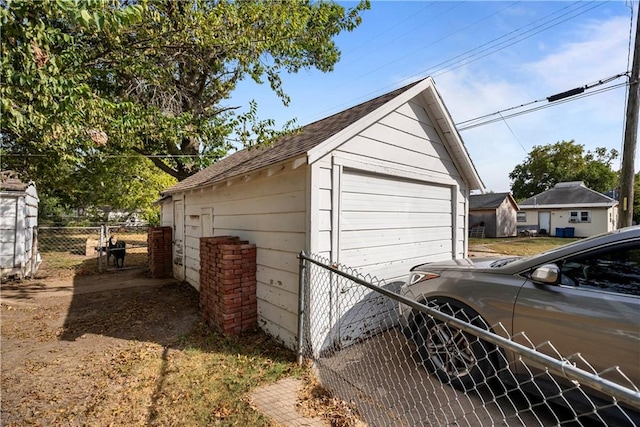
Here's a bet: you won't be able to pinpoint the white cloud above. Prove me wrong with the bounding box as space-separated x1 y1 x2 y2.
433 14 631 193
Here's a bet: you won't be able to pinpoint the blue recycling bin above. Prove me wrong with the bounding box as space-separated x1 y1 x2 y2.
564 227 575 238
555 227 565 237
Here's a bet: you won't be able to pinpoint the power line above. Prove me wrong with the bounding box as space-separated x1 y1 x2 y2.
499 112 528 154
427 1 605 78
301 1 607 125
456 73 629 130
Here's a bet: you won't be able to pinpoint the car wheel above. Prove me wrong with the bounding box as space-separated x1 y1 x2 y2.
413 302 494 392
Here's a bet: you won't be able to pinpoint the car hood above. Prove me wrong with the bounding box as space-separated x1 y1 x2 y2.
411 256 523 272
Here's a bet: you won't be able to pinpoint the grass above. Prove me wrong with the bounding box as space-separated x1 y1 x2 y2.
111 326 306 426
469 236 581 256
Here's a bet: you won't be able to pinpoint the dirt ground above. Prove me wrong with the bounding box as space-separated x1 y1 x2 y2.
0 268 201 426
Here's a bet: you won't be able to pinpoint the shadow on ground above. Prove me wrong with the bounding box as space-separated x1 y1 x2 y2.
0 267 300 426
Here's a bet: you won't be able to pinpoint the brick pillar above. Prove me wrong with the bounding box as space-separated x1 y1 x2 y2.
199 236 257 334
148 226 172 278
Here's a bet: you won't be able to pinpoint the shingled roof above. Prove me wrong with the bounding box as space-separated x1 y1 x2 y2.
519 181 617 207
164 79 424 194
470 192 517 210
0 171 28 192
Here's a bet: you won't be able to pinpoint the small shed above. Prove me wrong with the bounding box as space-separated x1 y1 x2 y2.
469 192 519 238
517 181 618 237
160 77 484 349
0 171 41 279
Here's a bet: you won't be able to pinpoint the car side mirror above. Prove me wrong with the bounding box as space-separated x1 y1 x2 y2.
531 264 559 284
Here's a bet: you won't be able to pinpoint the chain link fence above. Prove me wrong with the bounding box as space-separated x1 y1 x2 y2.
298 252 640 427
37 225 149 275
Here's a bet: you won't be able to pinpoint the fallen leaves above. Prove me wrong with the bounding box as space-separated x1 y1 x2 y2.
297 371 367 427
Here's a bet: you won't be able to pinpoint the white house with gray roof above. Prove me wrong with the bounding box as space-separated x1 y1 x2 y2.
159 77 483 349
517 181 618 238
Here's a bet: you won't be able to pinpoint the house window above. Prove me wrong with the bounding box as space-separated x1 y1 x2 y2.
517 212 527 222
569 211 591 223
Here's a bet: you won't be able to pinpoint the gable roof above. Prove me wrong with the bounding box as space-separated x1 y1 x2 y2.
470 192 518 210
164 77 483 195
519 181 617 209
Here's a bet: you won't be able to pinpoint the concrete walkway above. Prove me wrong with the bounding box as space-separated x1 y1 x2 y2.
251 378 329 427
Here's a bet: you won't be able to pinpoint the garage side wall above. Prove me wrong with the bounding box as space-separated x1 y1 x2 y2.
176 166 307 348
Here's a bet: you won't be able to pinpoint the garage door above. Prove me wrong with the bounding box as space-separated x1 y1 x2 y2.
339 169 453 281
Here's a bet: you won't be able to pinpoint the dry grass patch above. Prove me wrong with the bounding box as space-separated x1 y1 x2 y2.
1 281 306 427
469 236 580 256
88 326 305 426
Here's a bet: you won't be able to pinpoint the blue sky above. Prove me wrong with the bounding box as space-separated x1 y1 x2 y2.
233 1 638 192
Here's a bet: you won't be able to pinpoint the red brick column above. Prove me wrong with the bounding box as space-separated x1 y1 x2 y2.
148 227 172 278
200 236 257 334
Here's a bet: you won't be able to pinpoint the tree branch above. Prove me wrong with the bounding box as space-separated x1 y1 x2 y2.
131 147 178 179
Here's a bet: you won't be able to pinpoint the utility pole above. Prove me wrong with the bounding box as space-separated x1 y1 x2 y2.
619 3 640 228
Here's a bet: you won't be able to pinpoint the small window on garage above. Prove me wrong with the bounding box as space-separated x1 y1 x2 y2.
517 212 527 222
569 211 591 223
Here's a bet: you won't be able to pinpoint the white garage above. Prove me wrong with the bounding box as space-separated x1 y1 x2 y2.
160 77 483 350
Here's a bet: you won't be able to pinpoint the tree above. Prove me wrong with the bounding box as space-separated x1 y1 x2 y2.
1 0 144 156
1 0 151 216
1 0 369 182
38 154 177 224
509 140 618 200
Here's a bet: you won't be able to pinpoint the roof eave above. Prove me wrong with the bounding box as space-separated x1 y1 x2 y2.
519 202 618 209
162 155 308 195
421 80 484 191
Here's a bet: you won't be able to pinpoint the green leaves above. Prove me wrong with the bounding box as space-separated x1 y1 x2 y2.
509 140 619 199
2 0 368 214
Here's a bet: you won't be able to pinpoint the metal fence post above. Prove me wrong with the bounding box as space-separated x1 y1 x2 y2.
98 225 104 273
297 252 306 365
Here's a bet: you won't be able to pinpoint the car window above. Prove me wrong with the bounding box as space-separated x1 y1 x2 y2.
559 244 640 296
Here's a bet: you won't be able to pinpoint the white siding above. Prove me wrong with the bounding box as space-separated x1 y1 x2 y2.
1 184 40 278
310 159 333 261
161 200 173 227
178 166 307 348
339 169 453 281
0 195 19 269
173 199 185 281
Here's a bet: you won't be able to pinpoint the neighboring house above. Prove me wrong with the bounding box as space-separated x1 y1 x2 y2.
469 192 519 238
159 77 484 349
0 171 41 279
517 181 618 238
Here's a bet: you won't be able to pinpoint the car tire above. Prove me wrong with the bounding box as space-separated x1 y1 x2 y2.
413 302 495 392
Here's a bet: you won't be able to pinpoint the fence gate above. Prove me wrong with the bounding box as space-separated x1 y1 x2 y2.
102 225 149 271
36 225 148 275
